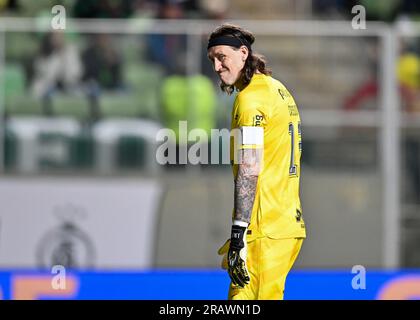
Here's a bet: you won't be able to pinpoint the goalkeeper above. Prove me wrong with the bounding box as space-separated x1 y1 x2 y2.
207 24 306 300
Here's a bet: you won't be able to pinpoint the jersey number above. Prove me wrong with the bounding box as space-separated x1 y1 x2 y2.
288 122 302 176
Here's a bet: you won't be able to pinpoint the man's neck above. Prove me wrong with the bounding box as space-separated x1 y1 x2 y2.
234 71 262 91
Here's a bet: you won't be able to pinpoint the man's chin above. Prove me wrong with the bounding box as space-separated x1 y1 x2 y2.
220 79 233 86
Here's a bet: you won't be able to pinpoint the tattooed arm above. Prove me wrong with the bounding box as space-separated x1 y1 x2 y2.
234 148 262 224
227 147 262 287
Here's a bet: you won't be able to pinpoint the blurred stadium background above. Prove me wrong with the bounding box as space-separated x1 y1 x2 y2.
0 0 419 300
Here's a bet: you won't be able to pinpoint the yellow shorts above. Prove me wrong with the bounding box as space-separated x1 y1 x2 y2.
218 237 303 300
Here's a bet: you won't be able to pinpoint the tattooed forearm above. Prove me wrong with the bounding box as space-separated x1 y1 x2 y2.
234 149 261 224
234 171 258 223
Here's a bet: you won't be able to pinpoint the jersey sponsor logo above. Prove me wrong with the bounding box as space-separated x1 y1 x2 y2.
253 115 264 126
288 104 299 116
278 88 291 100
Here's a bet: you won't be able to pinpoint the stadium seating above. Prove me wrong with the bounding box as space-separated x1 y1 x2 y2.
6 116 82 173
52 93 91 120
4 63 25 100
99 92 144 118
124 63 163 120
5 95 44 116
91 118 163 174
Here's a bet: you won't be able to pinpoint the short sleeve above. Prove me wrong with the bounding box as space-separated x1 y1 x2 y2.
233 94 268 128
232 94 268 150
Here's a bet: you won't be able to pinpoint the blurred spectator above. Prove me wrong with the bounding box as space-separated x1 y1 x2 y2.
344 43 420 204
313 0 357 18
81 34 124 92
358 0 402 22
29 31 83 102
81 34 124 120
133 0 203 18
312 0 420 22
344 42 420 112
199 0 229 19
182 0 200 13
131 0 160 18
0 0 19 14
399 0 420 16
343 39 379 111
397 50 420 112
160 74 217 169
197 0 229 80
145 0 187 75
73 0 134 18
397 48 420 204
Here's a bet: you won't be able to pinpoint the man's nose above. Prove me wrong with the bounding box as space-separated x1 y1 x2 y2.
214 59 223 72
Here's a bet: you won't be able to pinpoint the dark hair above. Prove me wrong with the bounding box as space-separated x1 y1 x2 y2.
208 23 272 94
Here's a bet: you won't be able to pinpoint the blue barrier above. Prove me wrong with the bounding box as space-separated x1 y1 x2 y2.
0 269 419 300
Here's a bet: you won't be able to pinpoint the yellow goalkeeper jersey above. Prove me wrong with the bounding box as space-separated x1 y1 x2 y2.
230 73 306 241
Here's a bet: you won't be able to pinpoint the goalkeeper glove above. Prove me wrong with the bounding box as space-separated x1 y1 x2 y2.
227 221 250 288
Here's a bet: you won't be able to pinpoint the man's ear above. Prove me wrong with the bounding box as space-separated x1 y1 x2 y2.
240 46 249 61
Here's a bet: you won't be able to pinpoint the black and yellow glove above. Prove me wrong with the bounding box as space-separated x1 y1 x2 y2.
227 223 250 288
